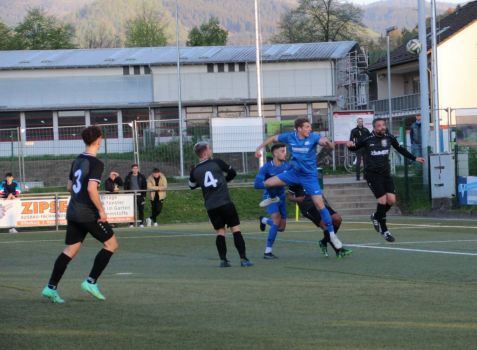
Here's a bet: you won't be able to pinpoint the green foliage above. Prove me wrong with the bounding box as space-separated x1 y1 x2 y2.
186 17 228 46
12 8 75 49
0 21 14 49
125 13 168 47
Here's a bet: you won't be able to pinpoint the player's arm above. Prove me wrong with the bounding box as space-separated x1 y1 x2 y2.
66 162 74 192
189 169 199 190
216 159 237 182
88 181 107 222
255 134 279 158
346 138 365 151
254 165 267 189
318 136 335 150
391 136 425 163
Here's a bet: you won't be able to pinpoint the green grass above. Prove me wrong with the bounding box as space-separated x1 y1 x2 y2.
1 217 477 349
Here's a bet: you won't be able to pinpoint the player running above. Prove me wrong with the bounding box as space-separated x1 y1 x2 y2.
189 141 253 268
42 126 119 304
347 118 425 242
255 117 343 250
288 184 352 258
254 143 289 259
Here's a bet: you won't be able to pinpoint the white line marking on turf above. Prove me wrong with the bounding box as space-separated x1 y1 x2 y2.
346 221 477 230
347 244 477 256
115 272 134 275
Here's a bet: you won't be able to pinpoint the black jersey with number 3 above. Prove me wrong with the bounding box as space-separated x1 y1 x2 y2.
189 158 236 210
66 153 104 222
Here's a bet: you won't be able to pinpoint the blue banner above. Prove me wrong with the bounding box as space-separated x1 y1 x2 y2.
457 176 477 205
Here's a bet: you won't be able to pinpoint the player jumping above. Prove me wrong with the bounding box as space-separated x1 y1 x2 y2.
189 142 253 268
255 117 343 250
347 118 425 242
254 143 289 259
42 126 119 304
288 184 352 258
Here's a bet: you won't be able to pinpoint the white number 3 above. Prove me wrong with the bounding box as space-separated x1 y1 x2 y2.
204 171 218 188
72 169 82 193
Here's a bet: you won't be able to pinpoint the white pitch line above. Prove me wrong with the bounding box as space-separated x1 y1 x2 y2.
346 221 477 230
347 244 477 257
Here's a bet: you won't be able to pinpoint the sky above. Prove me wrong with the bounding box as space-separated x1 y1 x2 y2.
351 0 465 4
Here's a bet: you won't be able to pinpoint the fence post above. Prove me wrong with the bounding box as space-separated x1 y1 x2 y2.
55 192 59 231
133 121 140 168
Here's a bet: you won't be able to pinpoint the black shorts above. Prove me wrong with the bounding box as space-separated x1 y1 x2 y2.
207 202 240 230
366 172 395 198
65 220 115 245
303 205 336 228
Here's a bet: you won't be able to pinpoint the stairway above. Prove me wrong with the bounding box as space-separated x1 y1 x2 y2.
323 177 401 217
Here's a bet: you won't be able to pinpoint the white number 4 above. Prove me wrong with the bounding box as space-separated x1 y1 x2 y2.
204 171 218 188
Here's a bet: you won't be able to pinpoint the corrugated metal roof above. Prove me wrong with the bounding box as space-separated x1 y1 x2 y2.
0 41 357 70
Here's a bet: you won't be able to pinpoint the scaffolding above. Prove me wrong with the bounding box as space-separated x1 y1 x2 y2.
336 48 369 110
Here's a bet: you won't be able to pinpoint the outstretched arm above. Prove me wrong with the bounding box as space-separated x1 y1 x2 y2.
255 135 279 158
318 136 335 150
391 137 425 163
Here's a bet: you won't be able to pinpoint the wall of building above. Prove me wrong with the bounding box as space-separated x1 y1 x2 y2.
375 70 406 100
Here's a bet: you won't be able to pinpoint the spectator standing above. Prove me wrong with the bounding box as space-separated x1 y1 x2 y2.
146 168 167 227
124 164 147 227
0 172 21 233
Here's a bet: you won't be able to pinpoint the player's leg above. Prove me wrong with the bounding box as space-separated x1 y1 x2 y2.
259 177 286 207
380 191 397 242
263 210 281 259
310 194 342 249
42 222 85 303
81 222 118 300
207 207 230 267
227 203 253 267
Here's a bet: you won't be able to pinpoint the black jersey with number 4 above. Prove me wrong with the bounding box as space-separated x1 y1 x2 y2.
189 158 236 210
350 132 416 176
66 153 104 222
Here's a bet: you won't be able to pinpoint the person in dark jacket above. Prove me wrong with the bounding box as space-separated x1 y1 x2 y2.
0 172 21 234
105 171 123 193
349 118 371 181
124 164 147 227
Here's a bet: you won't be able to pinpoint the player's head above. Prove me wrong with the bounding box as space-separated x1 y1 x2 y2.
131 163 139 175
294 118 312 137
271 142 287 161
372 118 387 136
5 172 13 183
194 141 211 159
81 126 102 148
357 118 364 127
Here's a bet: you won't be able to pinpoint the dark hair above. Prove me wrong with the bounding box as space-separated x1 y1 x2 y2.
271 142 286 154
5 172 13 178
81 126 102 146
152 167 160 173
294 117 310 129
193 141 209 157
131 163 139 168
372 118 386 128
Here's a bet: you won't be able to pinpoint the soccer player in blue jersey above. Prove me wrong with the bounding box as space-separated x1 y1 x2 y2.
255 117 343 250
254 143 289 259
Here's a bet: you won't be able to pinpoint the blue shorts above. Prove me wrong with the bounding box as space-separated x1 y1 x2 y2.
267 199 287 219
277 168 322 196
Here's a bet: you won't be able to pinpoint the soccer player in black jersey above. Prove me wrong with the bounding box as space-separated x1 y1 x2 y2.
42 126 119 303
189 142 253 268
288 184 352 258
347 118 425 242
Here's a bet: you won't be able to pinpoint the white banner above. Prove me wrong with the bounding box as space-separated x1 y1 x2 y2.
211 117 264 153
333 111 374 143
0 193 135 228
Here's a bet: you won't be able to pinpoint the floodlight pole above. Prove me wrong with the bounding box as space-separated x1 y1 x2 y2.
430 0 440 152
386 26 396 135
418 0 430 184
175 0 185 177
254 0 265 167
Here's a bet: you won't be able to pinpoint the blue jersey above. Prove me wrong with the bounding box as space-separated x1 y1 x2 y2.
277 131 321 175
254 160 290 198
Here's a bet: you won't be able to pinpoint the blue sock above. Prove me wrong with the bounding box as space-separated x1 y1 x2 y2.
266 224 279 249
319 207 335 235
265 218 273 226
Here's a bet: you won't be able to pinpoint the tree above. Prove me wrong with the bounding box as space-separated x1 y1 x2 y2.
125 13 168 47
0 21 14 50
12 8 75 49
272 0 364 43
186 17 228 46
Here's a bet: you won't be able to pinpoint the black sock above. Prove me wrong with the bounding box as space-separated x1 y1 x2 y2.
88 249 114 283
334 224 340 234
216 235 227 260
48 253 72 289
375 203 388 232
385 204 392 212
323 230 330 243
233 231 247 259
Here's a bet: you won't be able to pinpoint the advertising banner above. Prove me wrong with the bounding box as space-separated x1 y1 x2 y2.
332 111 374 143
457 176 477 205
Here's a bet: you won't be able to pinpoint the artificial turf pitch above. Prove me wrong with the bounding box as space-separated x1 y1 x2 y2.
1 216 477 349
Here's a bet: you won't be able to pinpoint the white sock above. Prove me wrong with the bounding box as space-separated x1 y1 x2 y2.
265 247 272 254
261 217 269 225
328 231 336 237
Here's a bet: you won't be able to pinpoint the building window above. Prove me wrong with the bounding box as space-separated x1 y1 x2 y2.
217 63 225 73
90 111 118 139
122 109 150 138
58 113 85 140
25 111 54 141
0 112 21 142
133 66 140 75
228 63 235 72
207 64 214 73
238 62 246 72
144 66 151 75
123 66 130 75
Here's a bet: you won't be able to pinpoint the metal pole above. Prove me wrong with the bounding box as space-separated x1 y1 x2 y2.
430 0 440 152
55 193 59 231
385 27 395 135
418 0 430 184
175 0 185 177
254 0 265 167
